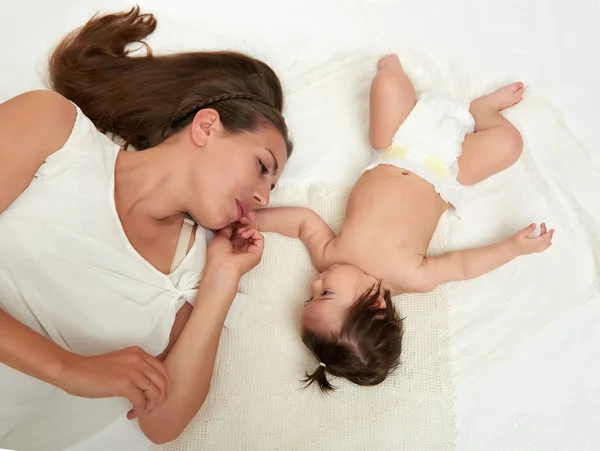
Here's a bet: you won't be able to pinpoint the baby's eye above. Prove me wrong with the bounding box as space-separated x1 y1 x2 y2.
321 290 332 296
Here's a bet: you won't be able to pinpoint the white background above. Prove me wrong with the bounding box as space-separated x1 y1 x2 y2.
1 0 599 450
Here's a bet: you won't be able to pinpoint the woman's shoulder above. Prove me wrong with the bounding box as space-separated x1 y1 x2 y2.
3 89 76 118
1 89 77 158
0 90 82 211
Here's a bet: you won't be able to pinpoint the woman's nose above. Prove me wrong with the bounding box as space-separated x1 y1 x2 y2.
253 185 270 207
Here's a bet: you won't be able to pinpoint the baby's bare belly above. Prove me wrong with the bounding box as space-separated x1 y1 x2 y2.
342 165 446 257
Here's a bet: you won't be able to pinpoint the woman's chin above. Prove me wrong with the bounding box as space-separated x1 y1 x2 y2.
213 218 235 231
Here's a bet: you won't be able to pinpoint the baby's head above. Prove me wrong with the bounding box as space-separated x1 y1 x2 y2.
300 264 404 391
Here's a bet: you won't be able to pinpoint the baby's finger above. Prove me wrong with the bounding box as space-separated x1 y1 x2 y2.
530 231 554 250
518 223 537 238
244 227 260 240
540 223 547 235
240 228 255 239
530 232 549 243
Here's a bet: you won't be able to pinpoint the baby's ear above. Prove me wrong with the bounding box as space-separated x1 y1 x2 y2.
371 298 386 319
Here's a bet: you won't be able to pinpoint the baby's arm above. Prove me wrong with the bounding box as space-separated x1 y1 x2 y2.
411 223 554 292
249 207 335 270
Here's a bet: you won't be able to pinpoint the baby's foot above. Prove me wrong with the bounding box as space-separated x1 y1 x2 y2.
479 82 525 111
377 53 403 72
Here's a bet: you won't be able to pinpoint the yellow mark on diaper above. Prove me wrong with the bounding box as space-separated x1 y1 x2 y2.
383 145 409 159
425 155 449 182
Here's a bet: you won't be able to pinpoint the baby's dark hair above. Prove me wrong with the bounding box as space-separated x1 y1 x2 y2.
301 283 403 392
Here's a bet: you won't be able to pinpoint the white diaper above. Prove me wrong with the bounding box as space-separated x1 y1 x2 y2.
365 92 475 215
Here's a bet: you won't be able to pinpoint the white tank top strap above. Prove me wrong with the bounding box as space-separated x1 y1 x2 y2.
169 215 196 274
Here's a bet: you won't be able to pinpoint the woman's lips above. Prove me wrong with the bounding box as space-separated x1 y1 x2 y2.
236 200 243 222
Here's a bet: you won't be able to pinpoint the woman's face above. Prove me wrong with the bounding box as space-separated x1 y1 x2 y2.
186 109 288 230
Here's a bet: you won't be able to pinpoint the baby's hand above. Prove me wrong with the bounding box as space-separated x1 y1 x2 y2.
240 210 256 224
237 210 256 226
236 210 263 240
508 223 555 256
236 224 258 241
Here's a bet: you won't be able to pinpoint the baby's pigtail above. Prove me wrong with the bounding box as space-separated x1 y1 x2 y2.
302 362 335 393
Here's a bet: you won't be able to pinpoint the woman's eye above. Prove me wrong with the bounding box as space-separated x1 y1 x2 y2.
259 160 268 175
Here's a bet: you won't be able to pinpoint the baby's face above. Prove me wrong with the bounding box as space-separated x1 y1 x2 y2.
300 264 379 335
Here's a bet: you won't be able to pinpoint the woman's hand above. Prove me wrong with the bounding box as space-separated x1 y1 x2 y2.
206 223 265 279
59 347 171 420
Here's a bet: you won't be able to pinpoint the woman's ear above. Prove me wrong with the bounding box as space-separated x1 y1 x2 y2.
190 108 222 147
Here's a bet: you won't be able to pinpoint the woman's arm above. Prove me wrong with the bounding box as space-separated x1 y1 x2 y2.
136 266 240 444
0 90 170 416
0 309 73 384
136 225 265 445
0 309 170 416
0 90 81 382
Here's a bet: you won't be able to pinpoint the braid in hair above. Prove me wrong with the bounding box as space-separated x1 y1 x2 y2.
171 93 274 128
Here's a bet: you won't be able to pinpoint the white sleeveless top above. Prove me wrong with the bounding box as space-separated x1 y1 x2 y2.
0 106 210 449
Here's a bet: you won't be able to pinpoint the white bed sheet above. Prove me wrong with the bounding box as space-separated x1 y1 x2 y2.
1 1 599 450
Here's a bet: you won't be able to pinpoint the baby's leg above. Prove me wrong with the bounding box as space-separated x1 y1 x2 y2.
369 54 416 150
457 82 524 185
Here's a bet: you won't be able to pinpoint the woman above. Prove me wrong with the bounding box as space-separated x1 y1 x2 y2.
0 7 292 448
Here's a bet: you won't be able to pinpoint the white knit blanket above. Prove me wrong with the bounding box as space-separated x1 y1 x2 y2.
155 192 454 451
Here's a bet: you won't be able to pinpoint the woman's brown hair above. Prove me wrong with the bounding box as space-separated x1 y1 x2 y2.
48 6 293 154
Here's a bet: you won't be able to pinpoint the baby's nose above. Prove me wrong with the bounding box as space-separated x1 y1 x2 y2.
309 279 322 297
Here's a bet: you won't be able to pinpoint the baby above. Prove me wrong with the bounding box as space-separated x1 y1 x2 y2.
239 54 554 391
